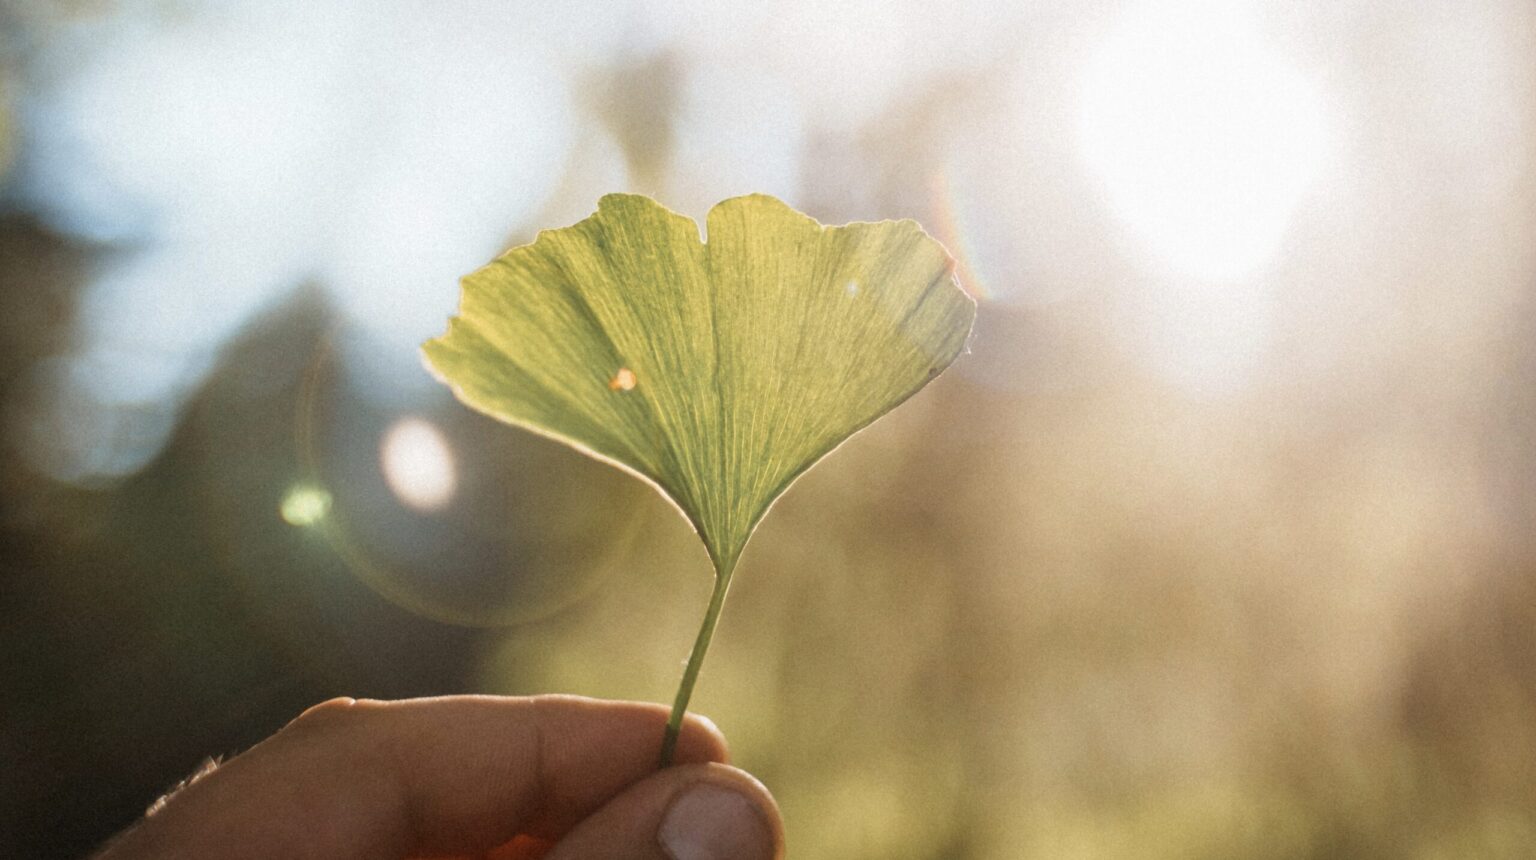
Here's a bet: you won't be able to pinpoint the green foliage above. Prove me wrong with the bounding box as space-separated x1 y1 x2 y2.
424 193 973 760
425 193 972 571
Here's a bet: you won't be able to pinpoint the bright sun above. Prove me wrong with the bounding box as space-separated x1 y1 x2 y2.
1078 1 1330 282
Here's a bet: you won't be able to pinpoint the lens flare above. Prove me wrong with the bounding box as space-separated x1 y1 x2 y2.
379 417 457 511
279 484 332 527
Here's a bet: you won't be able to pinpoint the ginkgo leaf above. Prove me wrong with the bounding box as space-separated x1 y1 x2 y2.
424 193 973 569
422 193 974 762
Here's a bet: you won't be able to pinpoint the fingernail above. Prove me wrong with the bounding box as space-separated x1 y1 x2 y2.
659 783 773 860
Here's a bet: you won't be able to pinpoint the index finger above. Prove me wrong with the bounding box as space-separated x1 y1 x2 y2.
99 695 730 860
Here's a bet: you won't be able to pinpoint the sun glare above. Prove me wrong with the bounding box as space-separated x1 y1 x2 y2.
1078 1 1330 281
379 417 457 511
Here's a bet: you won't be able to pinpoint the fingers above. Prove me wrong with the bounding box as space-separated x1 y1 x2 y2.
97 695 730 860
324 695 728 850
540 762 782 860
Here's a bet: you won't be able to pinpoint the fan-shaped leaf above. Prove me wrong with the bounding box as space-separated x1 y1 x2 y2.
424 193 973 573
424 193 974 763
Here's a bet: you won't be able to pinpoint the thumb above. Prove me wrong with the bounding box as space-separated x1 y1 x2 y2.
541 762 783 860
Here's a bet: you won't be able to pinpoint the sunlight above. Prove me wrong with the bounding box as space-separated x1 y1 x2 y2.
1078 1 1329 281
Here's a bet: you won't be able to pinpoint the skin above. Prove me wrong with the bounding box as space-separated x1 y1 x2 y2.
93 695 784 860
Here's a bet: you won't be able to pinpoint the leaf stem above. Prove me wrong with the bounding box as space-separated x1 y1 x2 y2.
659 562 735 767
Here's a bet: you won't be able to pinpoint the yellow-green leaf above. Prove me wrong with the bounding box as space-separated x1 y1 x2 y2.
425 193 974 764
420 193 970 571
423 193 974 574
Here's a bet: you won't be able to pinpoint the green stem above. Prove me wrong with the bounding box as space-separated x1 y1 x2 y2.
659 563 735 767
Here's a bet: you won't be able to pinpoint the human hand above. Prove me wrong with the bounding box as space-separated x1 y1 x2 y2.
93 695 783 860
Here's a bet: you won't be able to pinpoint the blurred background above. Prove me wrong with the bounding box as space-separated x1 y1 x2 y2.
1 0 1534 857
